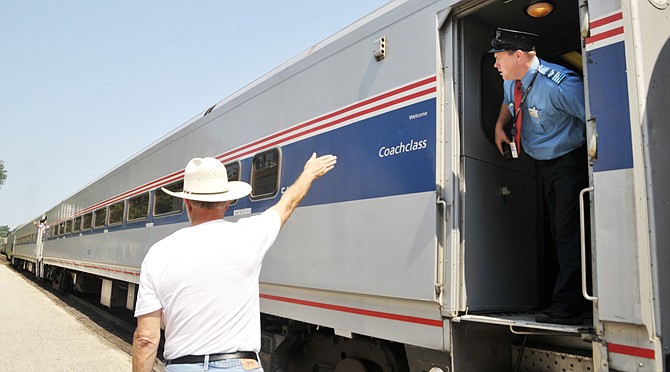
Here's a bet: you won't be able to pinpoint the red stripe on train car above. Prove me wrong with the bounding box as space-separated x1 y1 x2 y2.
585 26 624 45
590 12 623 29
216 76 437 162
260 293 443 327
220 87 437 164
608 343 655 359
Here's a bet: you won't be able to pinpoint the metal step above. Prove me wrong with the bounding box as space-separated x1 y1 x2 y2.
458 313 594 335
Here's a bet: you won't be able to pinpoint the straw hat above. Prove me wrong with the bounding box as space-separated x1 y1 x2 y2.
162 157 251 202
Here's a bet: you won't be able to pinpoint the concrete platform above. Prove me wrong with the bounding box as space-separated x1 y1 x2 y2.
0 260 134 371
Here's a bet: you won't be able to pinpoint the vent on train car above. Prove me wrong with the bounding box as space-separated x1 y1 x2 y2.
373 36 386 61
203 105 216 116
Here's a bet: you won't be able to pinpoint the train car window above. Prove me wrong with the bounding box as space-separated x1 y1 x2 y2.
82 212 93 230
73 216 82 233
154 180 184 217
224 161 241 205
128 192 150 222
65 220 72 234
93 207 106 229
108 201 125 226
250 148 280 200
17 234 31 245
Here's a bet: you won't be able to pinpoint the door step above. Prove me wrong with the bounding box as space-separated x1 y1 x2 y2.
458 313 594 334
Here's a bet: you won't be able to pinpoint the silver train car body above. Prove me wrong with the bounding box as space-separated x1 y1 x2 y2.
8 0 669 370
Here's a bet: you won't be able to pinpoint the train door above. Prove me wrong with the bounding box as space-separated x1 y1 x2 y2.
449 0 589 320
35 220 46 278
438 2 540 319
8 233 15 264
440 1 597 369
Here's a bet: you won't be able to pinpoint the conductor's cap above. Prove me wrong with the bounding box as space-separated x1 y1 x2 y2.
488 28 538 53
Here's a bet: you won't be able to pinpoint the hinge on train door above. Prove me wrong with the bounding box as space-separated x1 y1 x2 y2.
587 116 597 163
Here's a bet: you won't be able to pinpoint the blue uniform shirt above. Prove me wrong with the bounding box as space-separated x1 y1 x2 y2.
503 57 586 160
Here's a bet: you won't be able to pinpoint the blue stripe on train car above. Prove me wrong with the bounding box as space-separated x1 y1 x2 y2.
49 98 437 230
587 41 634 172
226 98 438 216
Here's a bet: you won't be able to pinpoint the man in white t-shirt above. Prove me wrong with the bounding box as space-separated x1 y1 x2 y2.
132 153 337 372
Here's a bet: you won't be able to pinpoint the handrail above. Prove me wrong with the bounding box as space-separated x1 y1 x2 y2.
580 186 598 303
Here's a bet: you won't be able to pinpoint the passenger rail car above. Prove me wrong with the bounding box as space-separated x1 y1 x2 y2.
9 0 669 370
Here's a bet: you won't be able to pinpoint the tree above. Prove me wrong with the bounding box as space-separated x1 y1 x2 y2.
0 160 6 188
0 225 9 237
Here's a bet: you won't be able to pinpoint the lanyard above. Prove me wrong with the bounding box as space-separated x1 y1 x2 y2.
513 67 540 119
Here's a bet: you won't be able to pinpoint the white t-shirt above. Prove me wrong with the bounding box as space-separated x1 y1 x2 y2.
134 209 281 360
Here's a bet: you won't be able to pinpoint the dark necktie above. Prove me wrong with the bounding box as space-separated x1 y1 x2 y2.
514 80 523 148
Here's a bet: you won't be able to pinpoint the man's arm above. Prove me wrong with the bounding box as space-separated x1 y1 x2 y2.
271 153 337 228
132 309 162 372
555 77 586 122
494 102 512 156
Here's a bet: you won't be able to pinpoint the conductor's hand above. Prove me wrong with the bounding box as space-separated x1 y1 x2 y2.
494 124 511 156
303 153 337 180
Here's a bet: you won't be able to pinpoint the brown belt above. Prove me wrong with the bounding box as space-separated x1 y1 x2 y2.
165 351 257 365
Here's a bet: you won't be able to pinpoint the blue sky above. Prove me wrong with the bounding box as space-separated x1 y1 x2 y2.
0 1 389 229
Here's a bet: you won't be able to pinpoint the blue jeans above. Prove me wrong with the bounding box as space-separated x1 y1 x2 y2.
164 359 264 372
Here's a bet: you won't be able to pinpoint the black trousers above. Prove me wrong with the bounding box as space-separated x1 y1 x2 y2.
537 145 589 312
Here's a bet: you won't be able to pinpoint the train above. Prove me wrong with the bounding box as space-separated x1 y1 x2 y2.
6 0 669 370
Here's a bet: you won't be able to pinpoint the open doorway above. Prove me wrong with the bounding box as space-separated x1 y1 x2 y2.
454 0 584 314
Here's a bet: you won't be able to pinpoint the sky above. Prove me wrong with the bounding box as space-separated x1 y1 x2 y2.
0 1 389 230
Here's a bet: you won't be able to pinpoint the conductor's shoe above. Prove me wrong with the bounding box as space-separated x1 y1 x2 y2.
535 305 583 325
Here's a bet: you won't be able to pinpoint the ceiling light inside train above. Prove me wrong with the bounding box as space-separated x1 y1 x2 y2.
525 1 555 17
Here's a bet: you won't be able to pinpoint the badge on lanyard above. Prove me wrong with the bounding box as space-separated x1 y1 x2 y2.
509 141 519 158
